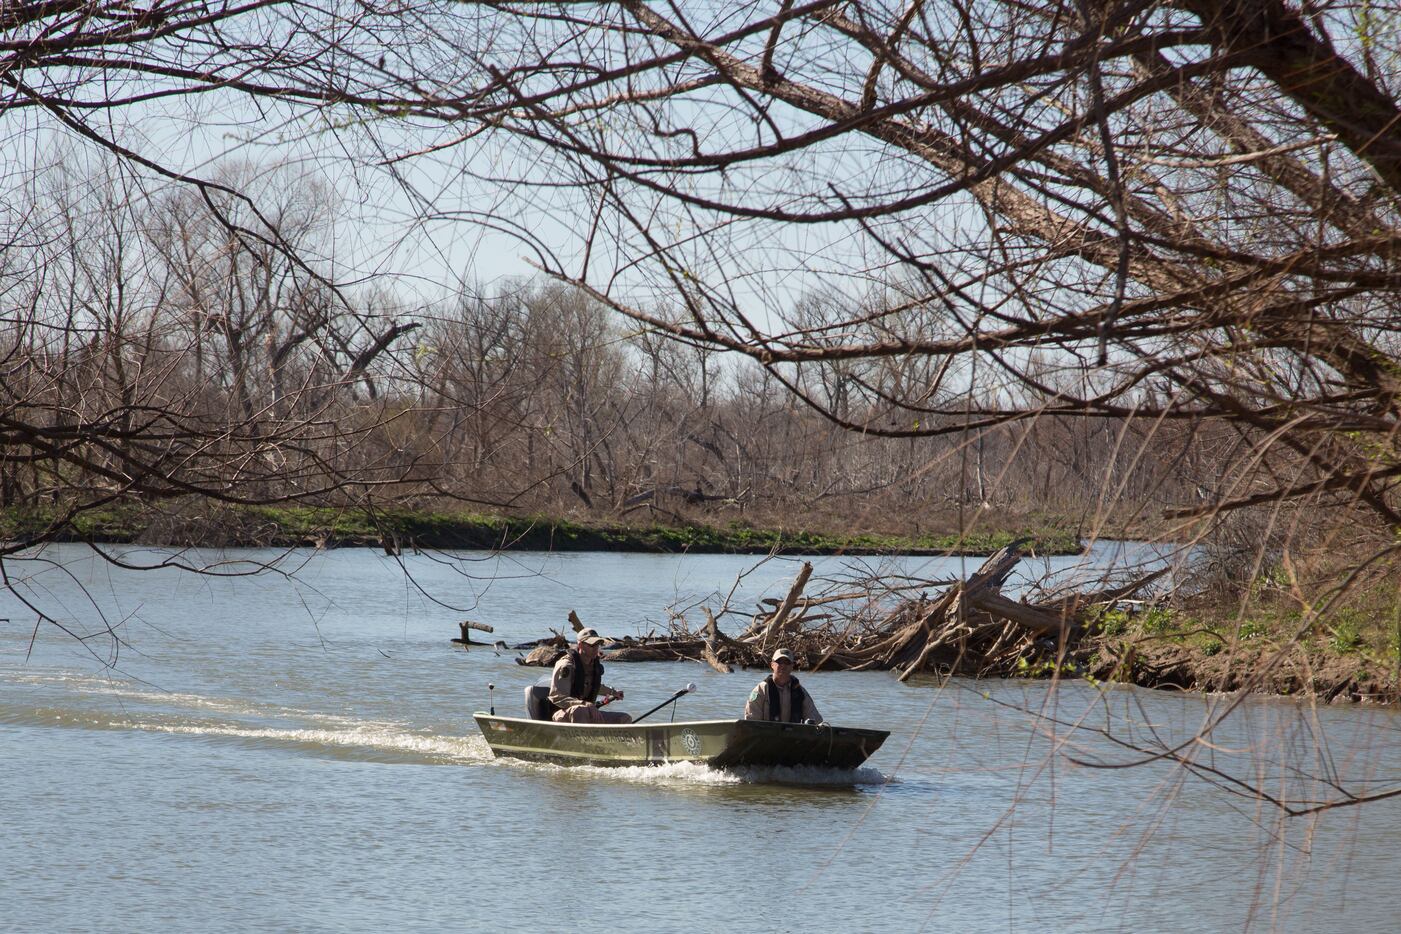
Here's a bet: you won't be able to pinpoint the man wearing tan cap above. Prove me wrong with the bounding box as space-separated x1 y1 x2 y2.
743 647 823 723
548 627 632 724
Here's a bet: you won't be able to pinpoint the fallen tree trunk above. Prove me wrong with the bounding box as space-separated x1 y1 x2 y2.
451 619 497 646
746 561 812 645
487 542 1169 682
701 608 734 674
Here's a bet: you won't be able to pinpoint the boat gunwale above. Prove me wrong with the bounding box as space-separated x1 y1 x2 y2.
471 712 889 738
473 713 745 730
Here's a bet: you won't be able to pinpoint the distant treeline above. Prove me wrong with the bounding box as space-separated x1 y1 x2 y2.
0 164 1209 540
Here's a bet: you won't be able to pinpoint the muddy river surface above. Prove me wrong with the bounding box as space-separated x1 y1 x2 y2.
4 543 1399 932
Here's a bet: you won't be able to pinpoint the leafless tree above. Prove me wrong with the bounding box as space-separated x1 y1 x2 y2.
361 0 1398 527
328 0 1401 818
1 0 442 559
8 0 1401 830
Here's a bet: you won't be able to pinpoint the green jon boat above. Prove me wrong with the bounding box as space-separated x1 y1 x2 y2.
473 713 889 770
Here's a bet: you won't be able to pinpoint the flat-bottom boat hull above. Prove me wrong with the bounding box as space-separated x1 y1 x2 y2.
473 715 887 770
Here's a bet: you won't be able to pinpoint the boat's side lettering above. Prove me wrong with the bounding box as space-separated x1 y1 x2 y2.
575 733 643 748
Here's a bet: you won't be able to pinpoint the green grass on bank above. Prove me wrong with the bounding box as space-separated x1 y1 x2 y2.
1078 585 1401 702
1089 593 1401 665
0 502 1084 556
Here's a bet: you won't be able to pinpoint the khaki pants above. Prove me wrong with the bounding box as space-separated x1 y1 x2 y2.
553 705 633 724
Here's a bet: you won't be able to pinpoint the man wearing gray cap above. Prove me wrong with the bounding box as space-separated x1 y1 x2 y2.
548 627 632 724
743 648 823 723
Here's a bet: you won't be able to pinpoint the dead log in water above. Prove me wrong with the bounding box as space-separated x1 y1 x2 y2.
701 608 734 674
451 619 497 647
749 561 813 647
490 542 1167 680
516 641 565 666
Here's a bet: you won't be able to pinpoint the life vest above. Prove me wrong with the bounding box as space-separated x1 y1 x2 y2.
765 674 807 723
567 649 605 703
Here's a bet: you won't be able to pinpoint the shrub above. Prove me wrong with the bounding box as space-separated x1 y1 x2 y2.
1238 619 1269 641
1093 608 1130 637
1139 606 1176 635
1329 613 1365 654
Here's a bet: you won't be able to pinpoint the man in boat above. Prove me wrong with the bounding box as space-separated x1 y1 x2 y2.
743 648 823 723
548 627 632 724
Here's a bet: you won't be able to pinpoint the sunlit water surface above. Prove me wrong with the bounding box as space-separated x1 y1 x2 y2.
3 544 1398 932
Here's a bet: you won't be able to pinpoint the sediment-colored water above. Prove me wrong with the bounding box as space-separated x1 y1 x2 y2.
4 545 1396 932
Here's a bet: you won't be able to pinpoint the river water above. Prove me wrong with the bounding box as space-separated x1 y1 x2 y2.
3 543 1399 932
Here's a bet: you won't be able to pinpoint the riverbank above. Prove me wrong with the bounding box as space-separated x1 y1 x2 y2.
1075 600 1401 705
1 502 1084 556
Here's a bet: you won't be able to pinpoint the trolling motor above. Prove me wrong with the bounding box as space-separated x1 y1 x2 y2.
487 682 495 716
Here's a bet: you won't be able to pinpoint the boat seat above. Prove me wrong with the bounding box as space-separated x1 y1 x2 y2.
524 684 556 721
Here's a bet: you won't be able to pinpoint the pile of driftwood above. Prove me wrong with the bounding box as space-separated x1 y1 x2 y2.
455 540 1166 682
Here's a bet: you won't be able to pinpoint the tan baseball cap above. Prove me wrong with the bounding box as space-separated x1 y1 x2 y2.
771 648 795 663
577 627 605 645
